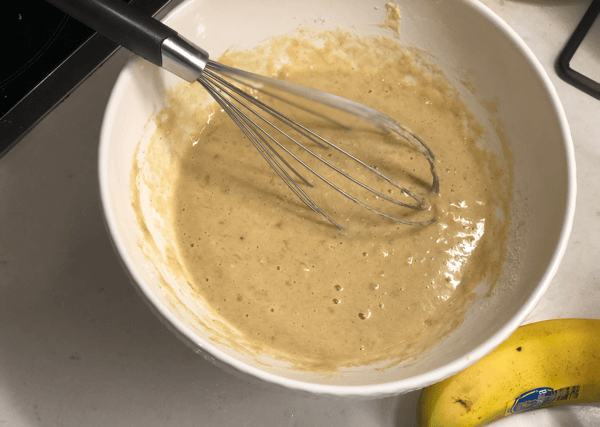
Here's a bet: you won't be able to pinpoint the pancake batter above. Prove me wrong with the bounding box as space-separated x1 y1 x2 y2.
132 29 512 371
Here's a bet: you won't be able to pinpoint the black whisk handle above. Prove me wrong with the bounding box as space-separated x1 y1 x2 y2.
45 0 176 67
46 0 209 82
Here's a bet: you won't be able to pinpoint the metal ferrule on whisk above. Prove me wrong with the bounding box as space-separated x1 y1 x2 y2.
160 35 209 82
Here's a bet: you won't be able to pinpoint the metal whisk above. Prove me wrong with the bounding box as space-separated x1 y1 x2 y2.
48 0 439 230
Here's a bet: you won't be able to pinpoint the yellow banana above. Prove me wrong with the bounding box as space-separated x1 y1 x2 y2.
417 318 600 426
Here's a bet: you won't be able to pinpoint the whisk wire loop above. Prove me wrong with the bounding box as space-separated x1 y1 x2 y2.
204 67 429 210
198 63 438 229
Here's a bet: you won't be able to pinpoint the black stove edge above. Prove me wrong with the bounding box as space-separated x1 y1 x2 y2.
0 33 122 158
0 0 172 159
556 0 600 100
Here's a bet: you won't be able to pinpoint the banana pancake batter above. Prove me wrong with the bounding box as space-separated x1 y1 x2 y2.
132 29 512 371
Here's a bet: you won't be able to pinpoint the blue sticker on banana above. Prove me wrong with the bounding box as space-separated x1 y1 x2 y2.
505 385 581 415
506 387 555 414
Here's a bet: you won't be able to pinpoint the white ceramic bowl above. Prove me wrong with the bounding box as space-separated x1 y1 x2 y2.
99 0 575 398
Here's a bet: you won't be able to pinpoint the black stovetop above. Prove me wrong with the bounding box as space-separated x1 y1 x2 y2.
0 0 171 158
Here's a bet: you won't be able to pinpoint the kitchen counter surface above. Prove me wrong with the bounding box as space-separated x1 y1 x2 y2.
0 1 598 425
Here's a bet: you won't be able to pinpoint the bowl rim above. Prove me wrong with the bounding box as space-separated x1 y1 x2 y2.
98 0 576 397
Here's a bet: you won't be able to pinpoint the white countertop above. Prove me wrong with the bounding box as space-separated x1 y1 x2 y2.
1 1 599 426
